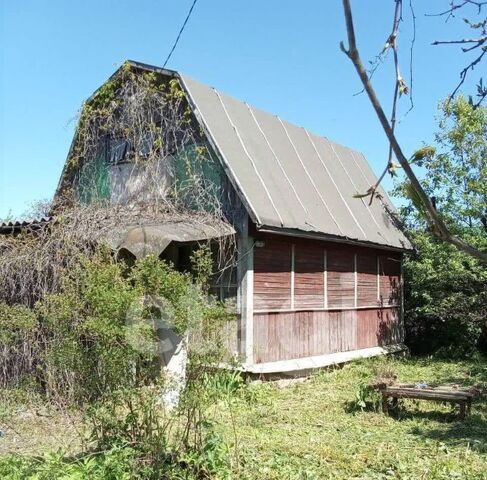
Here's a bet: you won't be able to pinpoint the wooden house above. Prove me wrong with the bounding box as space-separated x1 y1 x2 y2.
55 60 412 375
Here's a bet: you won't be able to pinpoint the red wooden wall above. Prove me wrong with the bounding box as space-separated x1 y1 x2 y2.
252 233 403 363
253 237 292 310
253 308 401 363
294 244 324 310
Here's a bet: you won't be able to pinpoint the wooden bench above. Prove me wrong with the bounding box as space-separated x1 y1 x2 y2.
380 385 475 420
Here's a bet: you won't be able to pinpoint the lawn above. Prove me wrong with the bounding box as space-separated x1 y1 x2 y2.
212 356 487 480
0 356 486 479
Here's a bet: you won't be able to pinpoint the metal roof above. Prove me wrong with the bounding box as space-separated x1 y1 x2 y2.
57 60 411 251
178 73 411 250
0 217 52 234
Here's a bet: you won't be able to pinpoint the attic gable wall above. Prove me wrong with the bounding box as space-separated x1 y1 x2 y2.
57 64 245 229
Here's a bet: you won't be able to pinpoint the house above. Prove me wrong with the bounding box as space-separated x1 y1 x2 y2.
54 60 412 375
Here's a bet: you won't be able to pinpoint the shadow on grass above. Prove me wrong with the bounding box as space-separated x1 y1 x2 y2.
408 413 487 450
383 399 487 447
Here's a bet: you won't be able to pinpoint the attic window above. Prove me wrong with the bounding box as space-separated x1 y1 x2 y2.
138 131 157 158
95 136 130 166
107 137 130 165
102 130 161 165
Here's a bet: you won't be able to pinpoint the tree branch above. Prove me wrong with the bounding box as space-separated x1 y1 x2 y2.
429 3 486 105
340 0 487 263
426 0 487 19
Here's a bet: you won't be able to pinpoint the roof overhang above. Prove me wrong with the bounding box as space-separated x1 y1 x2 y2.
0 217 53 235
255 225 413 253
104 221 235 259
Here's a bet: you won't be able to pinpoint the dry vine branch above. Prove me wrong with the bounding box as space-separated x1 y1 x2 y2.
1 65 241 307
340 0 487 263
426 0 487 20
0 203 234 307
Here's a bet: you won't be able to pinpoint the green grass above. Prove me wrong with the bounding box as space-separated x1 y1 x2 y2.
0 356 486 479
211 356 487 480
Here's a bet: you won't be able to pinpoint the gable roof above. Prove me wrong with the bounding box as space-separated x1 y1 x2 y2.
179 74 410 250
60 60 412 251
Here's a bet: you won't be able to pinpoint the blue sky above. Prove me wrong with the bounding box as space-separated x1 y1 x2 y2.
0 0 482 218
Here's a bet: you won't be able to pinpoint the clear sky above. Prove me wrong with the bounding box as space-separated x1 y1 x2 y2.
0 0 482 219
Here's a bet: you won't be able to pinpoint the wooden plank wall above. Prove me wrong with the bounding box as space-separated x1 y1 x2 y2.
254 237 292 311
252 233 403 363
253 234 401 312
379 255 401 306
294 244 324 310
254 308 400 363
357 253 378 306
327 249 355 308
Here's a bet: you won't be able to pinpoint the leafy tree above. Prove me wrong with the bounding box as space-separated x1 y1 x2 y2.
397 96 487 232
403 232 487 357
431 97 487 228
394 97 487 357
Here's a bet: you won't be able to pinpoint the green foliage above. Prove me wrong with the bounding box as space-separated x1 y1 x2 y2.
0 447 139 480
211 357 487 479
1 357 486 478
411 145 436 163
395 96 487 230
129 254 199 336
190 242 213 289
85 384 169 453
432 96 487 227
394 96 487 357
350 382 379 412
204 369 244 398
0 303 39 387
0 245 233 402
0 243 237 478
403 232 487 357
35 250 142 401
0 303 37 346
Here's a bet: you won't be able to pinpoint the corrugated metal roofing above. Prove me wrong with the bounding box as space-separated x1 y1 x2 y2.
0 217 52 233
56 60 411 251
179 74 411 250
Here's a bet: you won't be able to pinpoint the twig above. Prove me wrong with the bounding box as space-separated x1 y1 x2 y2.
429 1 487 104
426 0 487 19
340 0 487 263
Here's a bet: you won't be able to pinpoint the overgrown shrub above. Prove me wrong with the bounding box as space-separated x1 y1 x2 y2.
403 231 487 357
0 303 38 388
0 242 237 478
393 97 487 358
0 244 233 401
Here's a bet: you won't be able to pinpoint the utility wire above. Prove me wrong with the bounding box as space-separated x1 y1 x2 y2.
162 0 199 68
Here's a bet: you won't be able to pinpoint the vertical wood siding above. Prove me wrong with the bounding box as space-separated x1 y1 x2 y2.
357 253 378 306
294 244 325 310
378 255 401 306
250 233 403 363
327 249 355 308
253 238 292 310
253 307 400 363
253 234 401 312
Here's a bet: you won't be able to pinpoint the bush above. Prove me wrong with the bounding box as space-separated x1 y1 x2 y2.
0 244 237 478
403 231 487 358
0 246 234 403
0 303 38 388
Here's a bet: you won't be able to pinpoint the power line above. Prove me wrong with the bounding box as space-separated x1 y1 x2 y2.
162 0 199 68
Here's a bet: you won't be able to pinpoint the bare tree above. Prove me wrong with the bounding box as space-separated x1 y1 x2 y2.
428 1 487 106
340 0 487 263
